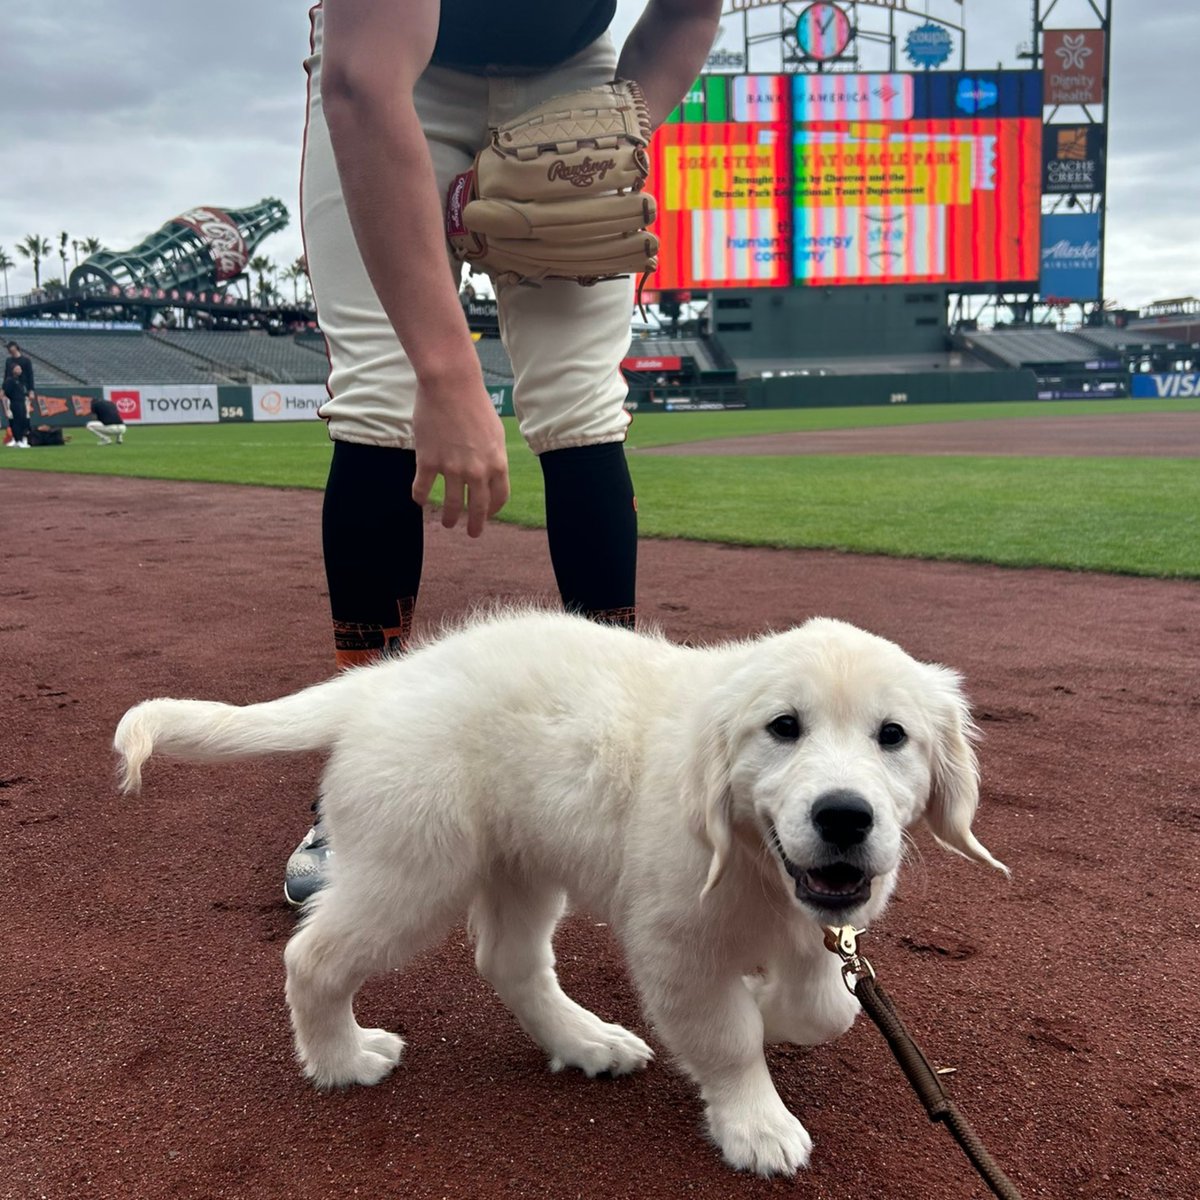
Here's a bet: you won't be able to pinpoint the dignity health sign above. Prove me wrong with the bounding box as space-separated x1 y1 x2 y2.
1039 212 1100 301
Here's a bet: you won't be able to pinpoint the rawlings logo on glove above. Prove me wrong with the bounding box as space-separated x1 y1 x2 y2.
548 156 619 187
445 79 658 287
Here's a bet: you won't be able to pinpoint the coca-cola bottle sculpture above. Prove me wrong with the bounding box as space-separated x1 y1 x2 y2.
69 198 288 297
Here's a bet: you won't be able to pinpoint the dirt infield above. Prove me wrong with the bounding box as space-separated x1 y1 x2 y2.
638 410 1200 457
4 470 1198 1200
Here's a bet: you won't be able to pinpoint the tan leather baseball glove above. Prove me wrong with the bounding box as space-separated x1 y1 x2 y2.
446 79 658 286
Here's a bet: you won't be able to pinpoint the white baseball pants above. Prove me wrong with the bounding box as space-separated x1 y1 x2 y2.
302 8 635 453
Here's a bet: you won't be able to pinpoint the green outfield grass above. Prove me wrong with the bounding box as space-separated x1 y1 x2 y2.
3 399 1198 577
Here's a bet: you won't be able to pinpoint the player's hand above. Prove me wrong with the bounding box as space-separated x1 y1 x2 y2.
411 374 510 537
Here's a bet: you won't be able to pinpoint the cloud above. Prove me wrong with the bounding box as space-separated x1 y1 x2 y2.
1 2 309 279
1 0 1194 311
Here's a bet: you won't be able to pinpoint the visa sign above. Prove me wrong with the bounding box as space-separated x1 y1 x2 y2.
1131 373 1200 398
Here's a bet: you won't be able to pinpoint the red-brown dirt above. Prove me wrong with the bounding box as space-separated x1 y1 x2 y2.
3 461 1198 1200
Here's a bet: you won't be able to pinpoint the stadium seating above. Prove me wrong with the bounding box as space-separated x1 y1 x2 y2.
1074 326 1183 351
15 332 226 385
13 327 517 388
152 331 329 384
474 337 513 384
958 328 1101 367
627 336 728 374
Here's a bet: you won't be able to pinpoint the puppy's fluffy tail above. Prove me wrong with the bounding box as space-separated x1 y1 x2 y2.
114 677 350 794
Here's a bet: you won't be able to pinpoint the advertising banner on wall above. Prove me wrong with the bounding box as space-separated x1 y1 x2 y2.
1043 30 1105 106
487 385 514 416
1131 373 1200 398
623 355 684 372
651 70 1043 290
250 384 328 422
104 385 220 424
29 387 103 426
1039 212 1101 301
1042 124 1105 193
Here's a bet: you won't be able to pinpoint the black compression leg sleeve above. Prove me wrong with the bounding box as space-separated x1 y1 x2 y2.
539 441 637 628
321 441 424 667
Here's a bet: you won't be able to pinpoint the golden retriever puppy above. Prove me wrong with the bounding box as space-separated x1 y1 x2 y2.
115 609 1004 1175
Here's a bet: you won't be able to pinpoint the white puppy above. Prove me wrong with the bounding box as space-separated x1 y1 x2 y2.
115 609 1004 1175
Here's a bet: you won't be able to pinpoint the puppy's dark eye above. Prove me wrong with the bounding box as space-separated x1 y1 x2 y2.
767 714 801 741
878 722 907 748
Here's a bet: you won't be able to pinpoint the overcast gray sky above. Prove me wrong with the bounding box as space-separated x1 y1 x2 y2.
1 0 1192 310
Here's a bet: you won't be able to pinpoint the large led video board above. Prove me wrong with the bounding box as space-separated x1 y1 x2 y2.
650 71 1043 290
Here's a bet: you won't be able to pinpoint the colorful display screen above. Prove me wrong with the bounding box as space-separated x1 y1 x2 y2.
649 72 1043 290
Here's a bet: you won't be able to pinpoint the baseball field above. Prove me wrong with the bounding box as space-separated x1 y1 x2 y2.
4 399 1199 1198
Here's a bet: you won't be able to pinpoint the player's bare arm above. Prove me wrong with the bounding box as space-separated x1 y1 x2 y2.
618 0 725 128
320 0 509 537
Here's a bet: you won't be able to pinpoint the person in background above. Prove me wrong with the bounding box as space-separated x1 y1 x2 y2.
3 363 31 449
282 0 723 907
5 341 37 404
86 395 127 445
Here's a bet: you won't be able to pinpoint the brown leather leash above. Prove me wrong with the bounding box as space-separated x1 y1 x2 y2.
823 926 1023 1200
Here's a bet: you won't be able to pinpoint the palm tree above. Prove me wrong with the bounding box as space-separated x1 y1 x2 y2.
58 231 70 284
0 247 13 296
248 255 276 308
256 278 284 307
281 256 312 305
295 255 312 305
70 236 103 275
16 234 52 290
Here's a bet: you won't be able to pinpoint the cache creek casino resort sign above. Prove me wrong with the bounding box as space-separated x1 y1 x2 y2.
649 70 1042 290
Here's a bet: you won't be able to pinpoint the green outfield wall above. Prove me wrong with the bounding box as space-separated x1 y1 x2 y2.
24 371 1037 432
26 384 517 428
743 369 1038 408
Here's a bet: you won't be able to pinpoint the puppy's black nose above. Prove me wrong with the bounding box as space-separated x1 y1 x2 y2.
812 790 873 850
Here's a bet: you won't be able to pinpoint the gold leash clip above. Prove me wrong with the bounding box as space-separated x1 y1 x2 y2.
823 925 876 994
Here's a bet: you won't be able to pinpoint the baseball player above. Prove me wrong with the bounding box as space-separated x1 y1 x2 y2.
284 0 723 905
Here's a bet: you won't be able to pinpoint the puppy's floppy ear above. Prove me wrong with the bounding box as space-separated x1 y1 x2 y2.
922 666 1008 875
684 705 735 899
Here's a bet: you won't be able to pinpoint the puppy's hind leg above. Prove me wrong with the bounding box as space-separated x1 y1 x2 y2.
284 882 459 1091
471 878 652 1078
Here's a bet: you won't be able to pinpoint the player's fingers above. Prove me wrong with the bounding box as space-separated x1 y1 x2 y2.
488 470 510 518
465 478 491 539
441 477 465 530
412 462 438 508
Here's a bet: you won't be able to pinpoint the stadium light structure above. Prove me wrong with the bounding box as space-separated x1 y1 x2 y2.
68 198 288 298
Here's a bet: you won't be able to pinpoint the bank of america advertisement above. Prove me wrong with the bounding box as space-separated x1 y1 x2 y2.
649 71 1043 289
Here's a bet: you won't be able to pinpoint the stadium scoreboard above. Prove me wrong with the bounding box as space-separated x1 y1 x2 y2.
650 71 1043 291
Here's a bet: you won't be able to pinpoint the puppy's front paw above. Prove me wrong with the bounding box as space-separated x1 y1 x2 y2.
360 1028 405 1066
707 1102 813 1176
300 1027 405 1089
548 1022 653 1078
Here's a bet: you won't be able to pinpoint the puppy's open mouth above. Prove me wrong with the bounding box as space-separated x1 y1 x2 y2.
768 825 872 912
